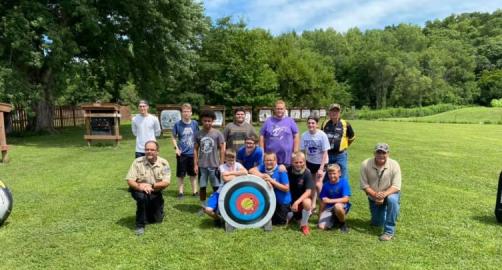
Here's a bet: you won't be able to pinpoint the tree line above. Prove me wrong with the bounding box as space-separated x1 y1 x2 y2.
1 1 501 131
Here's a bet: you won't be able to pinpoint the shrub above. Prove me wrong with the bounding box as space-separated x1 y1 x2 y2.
353 104 464 120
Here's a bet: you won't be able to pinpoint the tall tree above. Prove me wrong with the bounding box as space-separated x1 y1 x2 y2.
0 0 207 131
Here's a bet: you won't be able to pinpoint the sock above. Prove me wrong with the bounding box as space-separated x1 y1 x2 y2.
300 209 310 226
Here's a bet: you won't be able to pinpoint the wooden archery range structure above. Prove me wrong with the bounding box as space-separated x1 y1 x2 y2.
201 105 226 127
81 103 122 146
0 103 12 162
156 104 182 136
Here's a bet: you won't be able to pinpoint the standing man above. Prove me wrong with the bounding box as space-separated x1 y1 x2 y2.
194 110 225 206
132 100 161 158
172 103 199 199
287 152 315 235
322 103 355 180
223 107 257 151
126 140 171 235
260 100 299 167
236 135 263 170
360 143 402 241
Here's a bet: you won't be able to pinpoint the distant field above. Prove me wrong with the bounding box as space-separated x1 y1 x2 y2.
1 121 502 269
387 107 502 124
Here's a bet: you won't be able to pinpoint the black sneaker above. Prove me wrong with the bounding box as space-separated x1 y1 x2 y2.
177 193 184 200
339 223 349 233
192 192 199 197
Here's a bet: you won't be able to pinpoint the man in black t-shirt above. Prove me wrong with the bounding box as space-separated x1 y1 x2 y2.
287 151 315 235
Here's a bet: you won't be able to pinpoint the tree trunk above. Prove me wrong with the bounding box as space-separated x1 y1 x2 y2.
33 67 56 132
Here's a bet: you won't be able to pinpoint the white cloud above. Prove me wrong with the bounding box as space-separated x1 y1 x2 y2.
202 0 502 34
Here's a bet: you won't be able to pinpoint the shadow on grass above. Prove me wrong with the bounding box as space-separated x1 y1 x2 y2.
198 218 221 230
8 125 135 148
173 203 200 214
116 216 136 230
347 217 382 236
472 215 502 226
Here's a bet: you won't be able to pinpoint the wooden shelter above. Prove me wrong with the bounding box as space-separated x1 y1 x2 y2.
156 104 182 135
0 103 12 162
81 103 122 146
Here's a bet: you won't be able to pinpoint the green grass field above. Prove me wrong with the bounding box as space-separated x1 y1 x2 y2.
1 120 502 269
388 106 502 124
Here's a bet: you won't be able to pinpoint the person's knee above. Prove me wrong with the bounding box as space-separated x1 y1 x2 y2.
318 223 327 230
386 193 400 206
302 198 312 209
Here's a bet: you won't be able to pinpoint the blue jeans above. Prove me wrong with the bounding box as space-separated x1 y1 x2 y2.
368 192 400 235
328 151 349 180
199 167 221 189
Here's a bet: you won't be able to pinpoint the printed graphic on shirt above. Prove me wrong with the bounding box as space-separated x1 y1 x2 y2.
270 125 287 140
181 127 194 148
303 139 322 156
200 136 215 154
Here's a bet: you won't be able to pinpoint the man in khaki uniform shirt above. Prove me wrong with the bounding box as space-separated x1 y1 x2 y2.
126 140 171 235
360 143 401 241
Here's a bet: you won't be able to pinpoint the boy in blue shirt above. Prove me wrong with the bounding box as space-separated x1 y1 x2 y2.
237 135 263 170
318 163 351 233
250 152 291 225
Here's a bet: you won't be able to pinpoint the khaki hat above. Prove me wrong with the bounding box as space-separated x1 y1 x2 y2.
375 143 390 153
328 103 341 111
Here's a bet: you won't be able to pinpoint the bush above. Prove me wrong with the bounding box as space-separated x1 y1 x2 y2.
353 104 464 120
490 98 502 107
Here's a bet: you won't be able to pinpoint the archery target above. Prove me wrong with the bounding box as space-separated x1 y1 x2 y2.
0 180 13 226
218 175 276 229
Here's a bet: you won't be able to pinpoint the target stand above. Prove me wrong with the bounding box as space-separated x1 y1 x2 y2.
218 175 276 232
0 180 13 226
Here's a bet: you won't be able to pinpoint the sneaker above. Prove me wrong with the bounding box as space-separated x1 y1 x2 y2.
192 192 199 197
339 223 349 233
379 233 394 241
301 225 310 236
135 227 145 236
177 193 184 200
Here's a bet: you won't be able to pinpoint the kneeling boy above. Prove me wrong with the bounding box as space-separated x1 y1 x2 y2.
318 163 351 233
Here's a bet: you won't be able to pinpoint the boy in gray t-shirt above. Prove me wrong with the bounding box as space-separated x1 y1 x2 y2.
194 110 225 205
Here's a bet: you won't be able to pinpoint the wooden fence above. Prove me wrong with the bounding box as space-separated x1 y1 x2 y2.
6 105 131 134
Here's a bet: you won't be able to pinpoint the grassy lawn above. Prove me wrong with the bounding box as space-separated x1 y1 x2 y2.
388 107 502 124
1 120 502 269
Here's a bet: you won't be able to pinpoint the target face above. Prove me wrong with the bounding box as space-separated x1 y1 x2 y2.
0 180 13 226
218 175 276 229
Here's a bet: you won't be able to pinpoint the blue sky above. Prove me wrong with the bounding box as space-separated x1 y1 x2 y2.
201 0 501 34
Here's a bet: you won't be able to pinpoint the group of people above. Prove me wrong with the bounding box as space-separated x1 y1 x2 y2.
126 100 402 242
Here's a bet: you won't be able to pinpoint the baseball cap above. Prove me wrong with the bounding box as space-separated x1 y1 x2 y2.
328 103 341 111
375 143 390 153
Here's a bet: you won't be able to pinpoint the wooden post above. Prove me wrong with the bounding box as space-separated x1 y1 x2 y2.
0 103 13 162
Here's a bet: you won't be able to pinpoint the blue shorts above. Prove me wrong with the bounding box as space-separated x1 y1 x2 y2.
206 192 220 211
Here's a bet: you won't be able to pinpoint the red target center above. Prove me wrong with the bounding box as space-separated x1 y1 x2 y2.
236 193 259 215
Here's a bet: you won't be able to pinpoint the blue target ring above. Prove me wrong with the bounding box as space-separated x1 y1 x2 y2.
227 186 266 221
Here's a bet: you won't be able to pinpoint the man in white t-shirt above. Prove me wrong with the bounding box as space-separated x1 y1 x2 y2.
132 100 161 158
